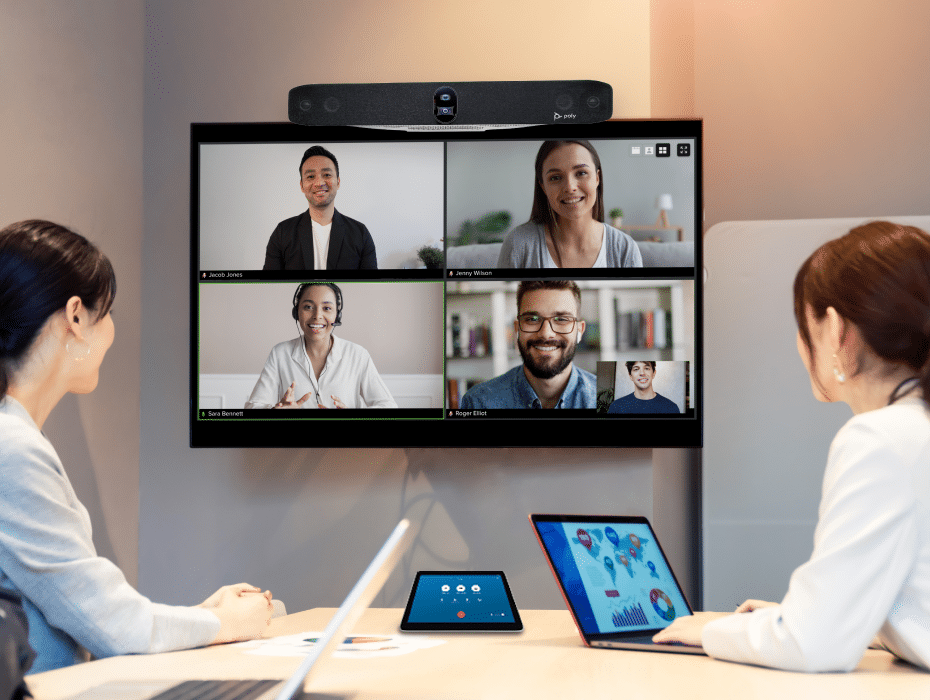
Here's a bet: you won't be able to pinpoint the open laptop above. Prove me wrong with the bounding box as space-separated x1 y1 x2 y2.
67 519 414 700
530 514 704 655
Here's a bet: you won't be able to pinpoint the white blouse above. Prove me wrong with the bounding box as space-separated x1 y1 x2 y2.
702 398 930 672
245 335 396 409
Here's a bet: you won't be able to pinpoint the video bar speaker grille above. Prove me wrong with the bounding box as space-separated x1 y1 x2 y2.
288 81 613 128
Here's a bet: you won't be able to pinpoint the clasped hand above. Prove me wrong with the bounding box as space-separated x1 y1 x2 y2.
199 583 274 644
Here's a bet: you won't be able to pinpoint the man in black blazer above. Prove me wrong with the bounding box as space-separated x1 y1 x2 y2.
263 146 378 270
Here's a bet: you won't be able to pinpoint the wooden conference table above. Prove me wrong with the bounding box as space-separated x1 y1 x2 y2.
27 608 930 700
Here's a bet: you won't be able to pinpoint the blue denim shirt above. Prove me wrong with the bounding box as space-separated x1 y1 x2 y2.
459 364 596 409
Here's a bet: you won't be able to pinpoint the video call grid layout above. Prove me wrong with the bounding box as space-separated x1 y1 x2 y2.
191 121 701 283
189 121 703 447
194 278 697 420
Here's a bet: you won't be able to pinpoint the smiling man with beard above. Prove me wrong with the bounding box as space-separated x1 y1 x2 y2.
263 146 378 270
460 280 596 409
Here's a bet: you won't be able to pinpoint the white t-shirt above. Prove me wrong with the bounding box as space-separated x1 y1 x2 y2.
312 220 332 270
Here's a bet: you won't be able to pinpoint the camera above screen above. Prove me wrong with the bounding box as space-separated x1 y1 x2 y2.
288 81 614 128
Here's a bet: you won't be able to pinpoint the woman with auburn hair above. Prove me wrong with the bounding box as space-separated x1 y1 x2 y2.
0 220 275 673
497 140 642 269
655 221 930 672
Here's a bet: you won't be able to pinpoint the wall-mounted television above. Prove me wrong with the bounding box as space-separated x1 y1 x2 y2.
191 120 702 447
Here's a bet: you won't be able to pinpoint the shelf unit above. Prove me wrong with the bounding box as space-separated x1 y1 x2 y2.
446 280 693 402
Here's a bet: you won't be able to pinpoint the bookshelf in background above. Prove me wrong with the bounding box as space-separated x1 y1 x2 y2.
445 280 693 407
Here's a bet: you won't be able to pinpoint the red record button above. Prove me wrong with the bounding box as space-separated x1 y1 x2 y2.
457 611 466 618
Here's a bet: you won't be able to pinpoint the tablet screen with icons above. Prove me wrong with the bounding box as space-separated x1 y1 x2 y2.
401 571 522 631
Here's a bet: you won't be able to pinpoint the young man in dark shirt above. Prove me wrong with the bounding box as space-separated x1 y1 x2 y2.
607 361 680 413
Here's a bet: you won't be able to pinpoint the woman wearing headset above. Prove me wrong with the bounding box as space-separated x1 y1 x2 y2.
245 283 397 409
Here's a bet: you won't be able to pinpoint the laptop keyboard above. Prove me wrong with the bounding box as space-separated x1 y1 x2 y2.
148 680 281 700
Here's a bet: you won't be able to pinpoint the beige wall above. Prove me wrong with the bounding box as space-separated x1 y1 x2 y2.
139 0 664 612
17 0 922 618
695 0 930 231
0 1 144 581
0 0 666 617
650 0 695 118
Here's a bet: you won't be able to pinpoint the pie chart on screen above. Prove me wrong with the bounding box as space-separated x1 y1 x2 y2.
650 588 676 621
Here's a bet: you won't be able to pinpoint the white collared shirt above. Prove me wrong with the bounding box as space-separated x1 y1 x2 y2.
245 336 396 409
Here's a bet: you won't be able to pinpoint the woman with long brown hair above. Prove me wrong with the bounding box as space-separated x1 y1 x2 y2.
497 140 642 269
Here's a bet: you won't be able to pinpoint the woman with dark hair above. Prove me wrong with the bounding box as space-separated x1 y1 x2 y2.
244 282 396 408
0 220 274 673
654 221 930 672
497 140 642 269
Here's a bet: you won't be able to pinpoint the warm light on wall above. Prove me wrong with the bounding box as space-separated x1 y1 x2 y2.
294 0 652 119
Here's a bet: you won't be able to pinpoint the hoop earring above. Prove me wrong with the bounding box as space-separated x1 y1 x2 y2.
66 335 91 361
832 354 845 383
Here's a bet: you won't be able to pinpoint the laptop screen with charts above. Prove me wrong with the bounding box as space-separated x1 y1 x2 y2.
64 519 414 700
530 514 703 654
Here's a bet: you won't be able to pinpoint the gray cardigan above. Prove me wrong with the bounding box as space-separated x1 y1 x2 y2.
496 221 643 268
0 397 219 673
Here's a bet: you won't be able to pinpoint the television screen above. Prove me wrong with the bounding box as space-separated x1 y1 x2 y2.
191 120 702 447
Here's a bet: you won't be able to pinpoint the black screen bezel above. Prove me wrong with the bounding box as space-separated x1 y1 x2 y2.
190 120 703 448
400 570 523 632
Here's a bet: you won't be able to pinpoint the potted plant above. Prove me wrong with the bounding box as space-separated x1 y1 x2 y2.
454 210 512 245
609 207 623 228
417 244 444 269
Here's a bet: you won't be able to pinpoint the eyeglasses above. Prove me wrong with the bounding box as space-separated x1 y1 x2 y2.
517 313 578 334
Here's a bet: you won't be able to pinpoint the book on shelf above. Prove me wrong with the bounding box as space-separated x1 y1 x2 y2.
468 324 491 357
653 308 667 349
446 377 484 408
614 306 672 351
448 312 461 358
447 312 492 358
447 378 459 409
